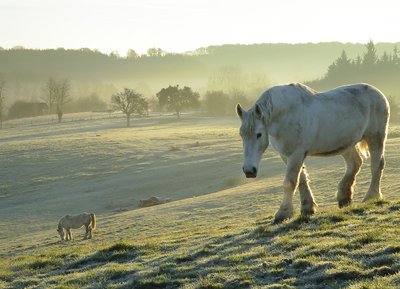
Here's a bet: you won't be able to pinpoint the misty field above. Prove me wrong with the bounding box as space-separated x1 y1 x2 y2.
2 113 400 288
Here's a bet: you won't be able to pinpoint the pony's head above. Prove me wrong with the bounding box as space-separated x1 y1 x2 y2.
237 103 270 178
57 225 64 240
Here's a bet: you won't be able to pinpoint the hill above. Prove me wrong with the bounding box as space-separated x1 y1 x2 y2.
2 42 400 103
2 197 400 288
1 114 400 288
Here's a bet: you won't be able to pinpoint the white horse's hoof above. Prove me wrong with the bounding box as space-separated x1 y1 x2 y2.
274 208 293 224
301 201 318 215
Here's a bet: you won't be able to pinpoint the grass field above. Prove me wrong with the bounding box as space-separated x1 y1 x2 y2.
1 113 400 288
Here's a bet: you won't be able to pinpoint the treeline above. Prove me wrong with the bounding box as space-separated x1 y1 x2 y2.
305 41 400 119
2 42 399 101
2 42 400 122
306 40 400 96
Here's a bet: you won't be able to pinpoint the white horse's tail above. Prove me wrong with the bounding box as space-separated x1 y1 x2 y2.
90 213 96 230
357 140 370 159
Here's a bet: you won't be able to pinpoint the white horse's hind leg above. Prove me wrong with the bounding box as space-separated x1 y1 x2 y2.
363 138 385 201
274 152 305 223
298 166 318 215
338 146 363 208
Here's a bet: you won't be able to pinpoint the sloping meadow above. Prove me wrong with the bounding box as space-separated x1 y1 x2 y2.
2 117 400 288
2 199 400 289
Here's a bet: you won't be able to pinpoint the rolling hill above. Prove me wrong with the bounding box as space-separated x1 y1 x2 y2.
1 114 400 288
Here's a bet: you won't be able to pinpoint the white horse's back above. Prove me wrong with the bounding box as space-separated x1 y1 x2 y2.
265 83 389 157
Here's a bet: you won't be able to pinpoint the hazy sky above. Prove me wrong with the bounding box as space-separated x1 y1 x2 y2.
1 0 399 55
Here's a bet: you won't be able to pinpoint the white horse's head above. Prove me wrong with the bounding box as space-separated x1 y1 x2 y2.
236 103 270 178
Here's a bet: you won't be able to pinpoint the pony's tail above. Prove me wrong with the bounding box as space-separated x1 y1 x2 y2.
357 140 370 159
90 213 96 230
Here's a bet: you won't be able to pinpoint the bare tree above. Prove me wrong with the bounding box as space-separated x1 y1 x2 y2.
111 88 148 127
55 79 71 123
41 77 58 114
0 79 5 128
42 77 71 123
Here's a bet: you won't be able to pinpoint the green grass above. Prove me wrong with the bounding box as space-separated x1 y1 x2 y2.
2 119 400 288
3 200 400 289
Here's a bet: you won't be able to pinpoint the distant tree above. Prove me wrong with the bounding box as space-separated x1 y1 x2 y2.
336 50 351 67
147 48 165 57
363 40 378 69
393 46 399 65
126 49 139 59
355 55 362 67
41 77 71 122
55 79 71 123
156 85 200 119
111 88 148 127
326 50 352 80
41 77 58 114
137 97 149 116
0 79 5 128
109 50 120 58
204 90 230 115
380 51 390 64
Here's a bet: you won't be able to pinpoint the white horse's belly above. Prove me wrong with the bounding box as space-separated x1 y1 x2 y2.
308 124 365 156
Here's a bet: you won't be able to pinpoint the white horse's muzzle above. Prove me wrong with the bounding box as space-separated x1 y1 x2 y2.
243 165 257 178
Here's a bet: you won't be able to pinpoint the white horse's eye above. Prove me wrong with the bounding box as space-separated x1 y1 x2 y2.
256 133 262 139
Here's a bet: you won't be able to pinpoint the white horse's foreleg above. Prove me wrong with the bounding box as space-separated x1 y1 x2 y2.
298 166 318 215
363 140 385 201
279 155 317 215
338 146 363 207
274 153 304 223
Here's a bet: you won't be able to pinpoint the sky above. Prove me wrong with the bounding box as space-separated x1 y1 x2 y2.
1 0 400 55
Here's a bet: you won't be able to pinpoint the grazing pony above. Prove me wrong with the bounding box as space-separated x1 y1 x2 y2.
57 212 96 240
236 83 389 223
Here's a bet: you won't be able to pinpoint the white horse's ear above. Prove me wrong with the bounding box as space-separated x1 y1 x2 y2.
236 103 244 119
255 103 263 119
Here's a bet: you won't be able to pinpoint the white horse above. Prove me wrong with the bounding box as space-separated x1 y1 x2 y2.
57 212 96 240
236 83 389 223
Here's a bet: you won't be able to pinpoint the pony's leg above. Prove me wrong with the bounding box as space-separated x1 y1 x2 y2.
84 225 89 239
338 146 363 207
298 166 318 215
68 229 73 240
279 155 317 215
363 137 385 201
274 152 304 223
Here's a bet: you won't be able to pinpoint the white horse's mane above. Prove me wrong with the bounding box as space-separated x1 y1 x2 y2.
242 83 317 134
